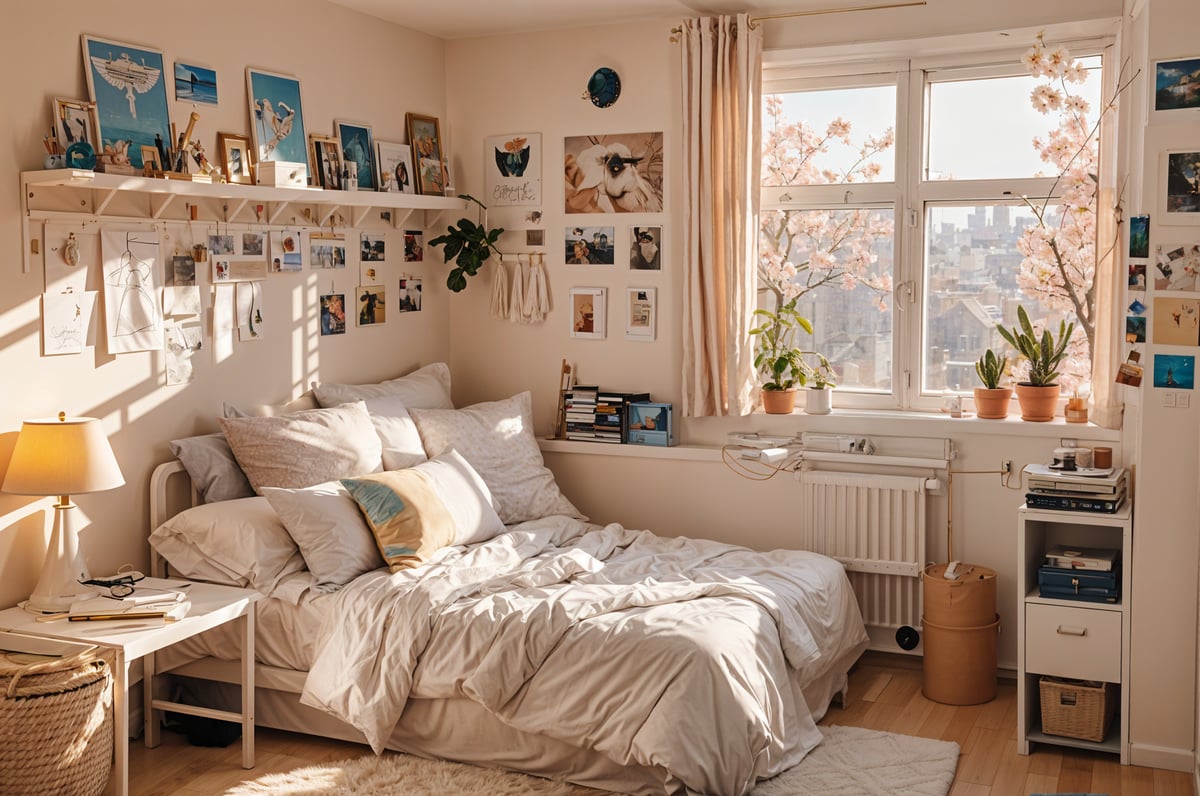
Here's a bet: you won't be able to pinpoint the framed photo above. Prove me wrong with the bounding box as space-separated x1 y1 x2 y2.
173 61 217 105
309 134 343 190
1153 354 1195 389
246 67 308 166
139 145 161 176
406 113 447 196
565 226 615 265
376 140 415 194
1160 151 1200 224
630 225 663 270
217 132 253 184
51 97 99 151
625 287 657 341
564 132 664 213
569 287 606 340
1154 57 1200 112
81 35 172 170
485 133 541 206
335 120 376 191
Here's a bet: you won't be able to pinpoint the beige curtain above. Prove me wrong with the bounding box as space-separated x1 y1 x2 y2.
679 14 763 417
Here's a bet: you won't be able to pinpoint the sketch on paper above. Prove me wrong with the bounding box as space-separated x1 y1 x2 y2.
101 229 162 353
42 290 97 356
164 320 203 385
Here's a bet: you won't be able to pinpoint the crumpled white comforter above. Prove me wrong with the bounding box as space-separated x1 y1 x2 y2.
301 516 867 795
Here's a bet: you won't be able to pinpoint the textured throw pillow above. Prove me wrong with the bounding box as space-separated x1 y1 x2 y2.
409 392 584 525
312 361 453 410
359 394 428 471
218 401 383 492
222 391 320 418
148 497 306 593
169 433 255 504
341 469 457 571
261 480 385 589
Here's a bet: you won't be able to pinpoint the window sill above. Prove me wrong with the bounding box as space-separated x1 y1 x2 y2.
755 407 1121 441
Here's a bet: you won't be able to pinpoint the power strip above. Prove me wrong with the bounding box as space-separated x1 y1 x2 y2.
728 432 794 449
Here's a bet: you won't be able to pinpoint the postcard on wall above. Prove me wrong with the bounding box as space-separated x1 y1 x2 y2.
565 226 615 264
212 284 234 363
164 319 203 386
1161 151 1200 224
1152 296 1200 346
1153 354 1195 389
564 132 663 214
270 230 303 272
630 226 662 270
42 290 97 356
320 293 346 335
485 133 541 206
239 231 266 258
360 262 382 286
310 233 346 269
569 287 606 339
163 254 201 316
361 233 386 264
209 233 235 257
174 61 217 105
1129 214 1150 258
356 285 386 326
82 35 172 170
236 281 265 342
1126 315 1146 344
1153 57 1200 112
101 228 162 353
1128 262 1147 291
625 287 657 341
1154 244 1200 290
397 278 422 312
404 230 424 262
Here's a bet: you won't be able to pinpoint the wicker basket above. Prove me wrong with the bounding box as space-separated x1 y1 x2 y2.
1039 676 1114 742
0 646 113 796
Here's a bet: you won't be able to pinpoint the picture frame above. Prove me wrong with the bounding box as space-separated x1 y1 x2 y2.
406 112 447 196
309 134 343 190
564 132 664 214
335 119 377 191
173 61 217 105
375 140 415 194
569 287 606 340
81 35 173 170
565 226 615 265
246 67 308 167
630 225 663 270
1160 150 1200 225
217 132 253 184
139 145 161 176
625 287 657 341
1153 57 1200 112
51 97 100 151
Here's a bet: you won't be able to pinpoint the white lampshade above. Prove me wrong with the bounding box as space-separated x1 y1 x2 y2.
3 413 125 497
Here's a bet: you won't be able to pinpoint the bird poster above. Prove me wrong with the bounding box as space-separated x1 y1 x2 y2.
247 68 308 165
81 35 172 170
485 133 541 206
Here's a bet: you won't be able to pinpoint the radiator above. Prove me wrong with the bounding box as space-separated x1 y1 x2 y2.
797 469 930 652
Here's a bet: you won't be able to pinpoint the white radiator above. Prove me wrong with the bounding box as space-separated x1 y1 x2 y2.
797 469 930 652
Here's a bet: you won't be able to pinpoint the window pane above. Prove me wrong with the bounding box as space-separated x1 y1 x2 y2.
759 208 894 391
763 85 896 186
926 58 1101 181
923 204 1088 394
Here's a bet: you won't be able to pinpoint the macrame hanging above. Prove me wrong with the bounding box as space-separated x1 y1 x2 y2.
508 255 526 323
489 254 510 320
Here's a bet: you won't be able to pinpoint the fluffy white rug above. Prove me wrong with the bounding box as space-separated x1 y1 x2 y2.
224 725 959 796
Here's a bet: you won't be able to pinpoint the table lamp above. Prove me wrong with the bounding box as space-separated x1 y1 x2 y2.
3 412 125 613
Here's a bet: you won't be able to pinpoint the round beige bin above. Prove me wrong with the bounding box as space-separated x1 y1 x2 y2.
922 562 996 627
921 562 1000 705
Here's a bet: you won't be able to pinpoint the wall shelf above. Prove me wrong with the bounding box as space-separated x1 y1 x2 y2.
20 168 467 272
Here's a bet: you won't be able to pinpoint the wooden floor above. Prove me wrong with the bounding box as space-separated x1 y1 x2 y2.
124 652 1195 796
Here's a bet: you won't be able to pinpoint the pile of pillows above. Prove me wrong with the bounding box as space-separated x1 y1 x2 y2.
151 363 583 595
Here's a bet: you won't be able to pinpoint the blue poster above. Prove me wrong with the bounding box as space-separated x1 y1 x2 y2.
247 69 308 166
82 35 173 170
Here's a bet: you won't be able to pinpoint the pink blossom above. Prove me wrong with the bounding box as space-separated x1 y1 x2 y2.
1030 85 1063 113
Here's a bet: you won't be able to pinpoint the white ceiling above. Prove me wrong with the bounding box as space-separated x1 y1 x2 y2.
328 0 843 40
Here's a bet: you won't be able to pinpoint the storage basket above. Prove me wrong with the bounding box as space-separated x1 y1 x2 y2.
0 646 113 796
1039 676 1114 742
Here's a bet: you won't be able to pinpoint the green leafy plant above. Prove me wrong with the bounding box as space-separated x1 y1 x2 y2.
996 305 1074 387
428 194 504 292
749 300 836 391
975 349 1008 390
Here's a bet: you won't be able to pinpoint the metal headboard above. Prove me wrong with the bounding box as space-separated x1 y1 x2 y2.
148 460 198 578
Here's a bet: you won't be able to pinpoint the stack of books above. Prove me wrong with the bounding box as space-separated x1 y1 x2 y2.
68 578 192 623
593 391 650 444
564 385 599 442
1024 464 1128 513
1038 545 1120 603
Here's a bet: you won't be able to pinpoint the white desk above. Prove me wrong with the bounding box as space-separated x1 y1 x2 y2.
0 582 260 796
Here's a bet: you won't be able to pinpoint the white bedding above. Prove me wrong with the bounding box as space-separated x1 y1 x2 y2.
297 515 868 796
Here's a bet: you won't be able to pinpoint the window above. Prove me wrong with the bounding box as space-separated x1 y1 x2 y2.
762 43 1108 410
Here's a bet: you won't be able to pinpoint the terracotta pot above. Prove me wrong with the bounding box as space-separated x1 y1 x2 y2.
973 386 1012 420
1013 383 1060 422
805 387 833 415
761 389 796 414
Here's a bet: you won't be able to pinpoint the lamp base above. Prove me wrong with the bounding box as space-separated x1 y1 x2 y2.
26 500 95 614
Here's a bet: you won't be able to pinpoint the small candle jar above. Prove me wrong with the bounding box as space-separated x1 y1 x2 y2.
1064 396 1088 424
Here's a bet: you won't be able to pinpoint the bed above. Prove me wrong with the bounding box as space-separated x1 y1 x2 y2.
147 363 869 796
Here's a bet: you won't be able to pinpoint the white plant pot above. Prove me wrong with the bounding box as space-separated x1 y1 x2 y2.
805 387 832 415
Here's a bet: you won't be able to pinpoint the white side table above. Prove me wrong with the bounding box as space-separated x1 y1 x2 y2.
0 581 260 796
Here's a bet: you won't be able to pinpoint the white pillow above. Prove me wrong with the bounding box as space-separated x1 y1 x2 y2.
261 481 385 589
148 497 306 594
410 392 584 525
407 449 504 545
222 391 320 418
218 401 383 492
360 394 429 471
313 362 453 410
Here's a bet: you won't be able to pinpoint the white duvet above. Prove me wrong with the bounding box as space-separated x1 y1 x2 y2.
301 516 867 795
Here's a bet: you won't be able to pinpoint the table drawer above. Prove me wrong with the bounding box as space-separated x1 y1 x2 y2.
1025 603 1121 682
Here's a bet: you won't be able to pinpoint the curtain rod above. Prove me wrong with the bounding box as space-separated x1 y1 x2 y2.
670 1 927 39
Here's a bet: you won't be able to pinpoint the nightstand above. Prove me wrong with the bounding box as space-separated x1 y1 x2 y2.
0 581 260 796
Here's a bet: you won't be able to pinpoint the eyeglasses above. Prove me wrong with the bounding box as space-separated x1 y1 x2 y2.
79 572 145 598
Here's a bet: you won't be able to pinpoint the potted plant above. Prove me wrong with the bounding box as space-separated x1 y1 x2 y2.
428 194 504 292
804 356 837 415
996 305 1075 422
973 349 1012 419
750 301 832 414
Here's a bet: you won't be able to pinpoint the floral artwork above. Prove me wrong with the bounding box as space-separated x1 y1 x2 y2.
485 133 541 206
564 133 663 213
407 113 446 196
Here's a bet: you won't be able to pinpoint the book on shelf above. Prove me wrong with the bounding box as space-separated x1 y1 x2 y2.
1044 544 1119 571
1024 489 1126 514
